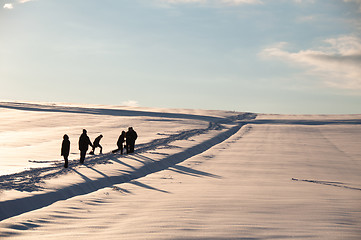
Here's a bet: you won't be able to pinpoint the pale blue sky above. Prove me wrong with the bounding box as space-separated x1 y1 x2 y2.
1 0 361 113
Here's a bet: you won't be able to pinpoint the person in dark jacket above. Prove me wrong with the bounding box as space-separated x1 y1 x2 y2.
114 131 126 154
78 129 93 164
125 127 137 154
61 134 70 168
90 134 103 155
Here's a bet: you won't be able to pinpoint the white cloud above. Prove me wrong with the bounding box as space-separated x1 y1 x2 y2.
121 100 139 107
260 36 361 90
3 3 14 9
18 0 34 2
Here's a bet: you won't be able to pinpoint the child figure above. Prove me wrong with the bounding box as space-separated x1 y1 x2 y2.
116 131 126 154
90 134 103 155
61 134 70 168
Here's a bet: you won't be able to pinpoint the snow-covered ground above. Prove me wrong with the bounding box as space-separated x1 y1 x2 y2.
0 102 361 239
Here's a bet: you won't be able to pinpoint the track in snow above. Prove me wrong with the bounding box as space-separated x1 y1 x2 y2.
0 107 256 221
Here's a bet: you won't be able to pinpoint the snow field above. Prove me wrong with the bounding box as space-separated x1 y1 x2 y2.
0 102 361 239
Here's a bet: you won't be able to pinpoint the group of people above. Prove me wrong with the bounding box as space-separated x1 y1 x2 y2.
61 127 138 168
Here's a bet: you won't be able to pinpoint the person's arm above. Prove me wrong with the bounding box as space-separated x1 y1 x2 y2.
88 137 93 148
61 141 64 156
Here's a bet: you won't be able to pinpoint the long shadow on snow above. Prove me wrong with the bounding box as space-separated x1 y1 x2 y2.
130 180 171 194
0 112 256 193
0 122 247 221
169 165 221 179
0 121 214 192
0 102 226 123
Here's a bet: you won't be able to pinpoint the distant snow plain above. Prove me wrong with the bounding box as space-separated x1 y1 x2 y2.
0 101 360 239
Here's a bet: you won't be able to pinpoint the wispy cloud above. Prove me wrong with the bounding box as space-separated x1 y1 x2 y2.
160 0 206 3
159 0 262 5
296 15 315 22
3 3 14 9
3 0 35 9
121 100 139 107
293 0 315 3
220 0 262 5
260 36 361 90
344 0 361 12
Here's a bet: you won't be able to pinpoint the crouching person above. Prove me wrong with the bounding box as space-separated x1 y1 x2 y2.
90 134 103 155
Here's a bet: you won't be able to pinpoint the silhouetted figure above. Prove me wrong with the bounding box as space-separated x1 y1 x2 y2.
90 134 103 155
113 131 126 154
61 134 70 168
78 129 93 164
126 127 137 154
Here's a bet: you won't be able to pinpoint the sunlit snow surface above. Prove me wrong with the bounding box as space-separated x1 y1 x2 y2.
0 102 361 239
0 102 229 175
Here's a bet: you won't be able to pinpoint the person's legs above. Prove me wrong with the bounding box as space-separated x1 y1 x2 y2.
130 142 135 153
89 145 95 155
80 150 86 164
126 143 129 154
64 155 68 168
99 144 103 154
